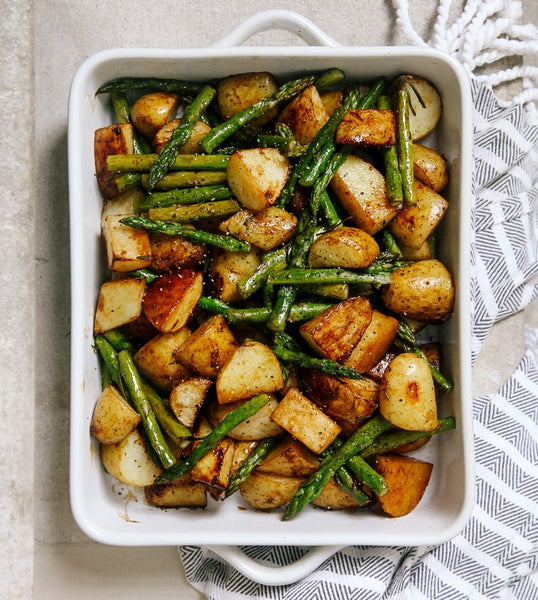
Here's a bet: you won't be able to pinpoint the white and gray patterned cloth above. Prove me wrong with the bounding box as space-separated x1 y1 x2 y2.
179 9 538 597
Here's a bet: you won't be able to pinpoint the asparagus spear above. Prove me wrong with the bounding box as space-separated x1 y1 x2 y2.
225 436 282 497
135 185 232 211
237 245 289 299
156 394 270 482
321 441 372 506
120 215 250 253
282 414 392 520
110 92 152 155
396 86 416 206
96 77 203 95
117 350 176 469
200 69 344 154
378 94 403 206
148 85 216 189
107 153 229 172
346 454 389 496
140 171 227 190
359 416 456 459
267 267 394 286
148 199 240 223
142 382 192 444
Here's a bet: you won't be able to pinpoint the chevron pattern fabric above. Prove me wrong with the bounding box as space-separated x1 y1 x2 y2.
179 74 538 599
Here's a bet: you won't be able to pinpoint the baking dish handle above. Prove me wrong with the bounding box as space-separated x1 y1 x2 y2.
212 9 341 48
202 544 346 586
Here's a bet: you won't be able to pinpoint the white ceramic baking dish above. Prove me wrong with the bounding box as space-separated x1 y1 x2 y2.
69 10 474 584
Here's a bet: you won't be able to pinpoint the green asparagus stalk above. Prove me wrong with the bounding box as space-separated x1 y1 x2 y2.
140 171 228 190
148 199 240 223
135 185 232 211
237 245 289 299
128 267 159 283
96 77 202 95
321 441 372 506
148 85 216 189
396 321 454 392
396 87 416 206
116 172 142 193
107 153 229 172
359 416 456 459
117 350 176 469
156 394 270 482
225 436 282 497
267 267 394 286
94 334 121 385
282 414 392 520
200 69 344 154
102 329 136 353
257 133 306 157
110 92 152 155
377 94 403 206
346 454 389 496
120 215 250 253
142 382 192 444
382 229 403 257
272 345 364 381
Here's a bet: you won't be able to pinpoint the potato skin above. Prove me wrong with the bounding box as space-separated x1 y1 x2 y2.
307 226 380 269
381 259 454 322
130 92 180 138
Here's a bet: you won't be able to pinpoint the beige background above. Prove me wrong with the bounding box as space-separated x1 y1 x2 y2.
1 1 536 598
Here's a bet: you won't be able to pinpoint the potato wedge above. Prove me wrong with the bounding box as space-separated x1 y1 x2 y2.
239 471 305 510
413 143 449 192
402 76 442 141
94 277 146 334
189 437 235 496
169 377 212 428
256 437 319 477
153 119 211 154
311 477 364 510
176 314 238 378
216 341 284 404
90 384 141 445
299 296 373 362
270 388 341 454
207 394 283 440
217 71 279 127
102 214 152 272
144 474 207 508
143 269 203 332
344 310 399 373
94 123 134 199
100 187 144 222
379 353 437 431
301 369 379 436
319 89 343 115
230 440 259 473
374 454 433 516
150 231 206 272
307 226 380 269
218 207 298 251
100 429 162 486
388 181 448 250
330 155 399 235
381 259 455 323
130 92 180 138
208 246 261 303
277 85 329 144
336 109 396 147
134 328 192 393
227 148 290 212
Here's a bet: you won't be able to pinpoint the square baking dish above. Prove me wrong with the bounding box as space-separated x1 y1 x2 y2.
68 36 474 549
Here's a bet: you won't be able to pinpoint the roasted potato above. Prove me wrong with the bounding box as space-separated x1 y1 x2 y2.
256 437 319 477
94 277 146 334
307 226 380 269
277 85 329 144
169 377 212 428
145 475 207 508
401 76 442 141
336 109 396 147
130 92 180 138
208 246 261 303
413 143 449 192
90 384 141 445
153 119 211 154
239 471 305 510
102 214 152 272
94 123 134 199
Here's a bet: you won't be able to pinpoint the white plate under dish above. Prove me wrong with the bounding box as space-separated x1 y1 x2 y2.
68 9 474 585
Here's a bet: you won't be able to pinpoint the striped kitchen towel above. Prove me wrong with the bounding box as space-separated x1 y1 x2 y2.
180 2 538 598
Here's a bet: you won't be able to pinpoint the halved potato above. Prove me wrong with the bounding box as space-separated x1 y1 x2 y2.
218 206 298 251
239 471 305 510
90 384 141 445
169 377 212 428
336 109 396 147
277 85 329 144
307 226 380 269
144 474 207 508
270 388 341 454
94 277 146 334
401 76 442 141
100 429 162 486
388 181 448 250
216 341 284 404
207 394 283 440
256 437 319 477
102 214 152 272
208 246 261 303
375 454 433 516
217 71 279 127
299 296 373 362
413 143 449 192
381 259 455 323
176 314 238 378
189 437 235 496
130 92 180 138
227 148 290 212
330 155 399 235
379 353 437 431
94 123 134 199
143 269 203 332
134 328 192 393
